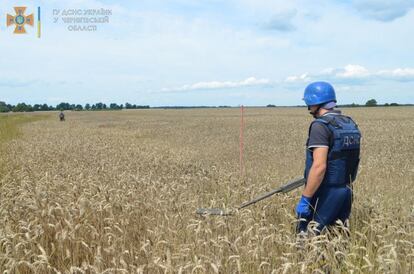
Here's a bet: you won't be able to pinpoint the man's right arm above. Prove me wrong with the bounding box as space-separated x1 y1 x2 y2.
302 147 328 197
303 121 331 197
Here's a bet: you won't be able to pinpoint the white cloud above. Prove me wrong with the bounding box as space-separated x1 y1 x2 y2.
376 68 414 81
335 64 370 78
164 65 414 94
162 77 272 92
351 0 414 22
285 65 414 83
262 9 297 32
285 73 310 83
0 78 38 88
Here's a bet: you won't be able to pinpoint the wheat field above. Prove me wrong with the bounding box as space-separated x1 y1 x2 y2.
0 107 413 273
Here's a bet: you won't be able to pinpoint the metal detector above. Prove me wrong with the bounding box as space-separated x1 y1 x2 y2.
196 177 306 216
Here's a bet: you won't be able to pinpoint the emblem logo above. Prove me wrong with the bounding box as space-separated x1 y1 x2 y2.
7 7 34 34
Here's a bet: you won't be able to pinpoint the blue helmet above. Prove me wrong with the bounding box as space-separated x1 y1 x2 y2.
303 81 336 106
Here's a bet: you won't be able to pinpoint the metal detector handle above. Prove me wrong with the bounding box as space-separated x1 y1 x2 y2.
238 177 306 210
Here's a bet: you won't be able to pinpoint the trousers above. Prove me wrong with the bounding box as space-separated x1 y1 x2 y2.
297 184 352 233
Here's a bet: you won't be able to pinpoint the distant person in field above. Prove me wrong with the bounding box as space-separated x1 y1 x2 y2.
296 81 361 234
59 111 65 121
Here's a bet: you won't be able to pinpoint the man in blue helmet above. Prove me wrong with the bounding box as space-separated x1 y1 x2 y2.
296 81 361 234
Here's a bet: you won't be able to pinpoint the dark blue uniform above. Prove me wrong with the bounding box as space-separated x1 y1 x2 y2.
298 111 361 233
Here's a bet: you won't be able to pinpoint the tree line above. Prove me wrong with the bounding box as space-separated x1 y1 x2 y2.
0 99 410 113
344 99 403 107
0 102 150 113
267 99 409 108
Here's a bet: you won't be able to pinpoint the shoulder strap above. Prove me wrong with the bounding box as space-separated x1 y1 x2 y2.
318 115 342 128
342 115 359 129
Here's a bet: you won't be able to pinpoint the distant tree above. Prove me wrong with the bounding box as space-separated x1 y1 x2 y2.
41 104 50 111
266 104 276 108
110 103 122 110
56 102 71 110
91 104 96 110
85 103 91 110
384 103 389 106
0 101 10 112
365 99 377 107
13 103 33 112
75 104 83 111
33 104 42 111
95 102 103 110
390 103 399 106
125 102 132 109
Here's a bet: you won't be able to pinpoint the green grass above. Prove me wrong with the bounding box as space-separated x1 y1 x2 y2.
0 114 49 178
0 114 47 141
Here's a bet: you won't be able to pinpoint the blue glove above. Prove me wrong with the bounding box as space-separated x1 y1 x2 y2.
296 195 312 218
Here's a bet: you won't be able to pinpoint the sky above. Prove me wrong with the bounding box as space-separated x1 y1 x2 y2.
0 0 414 106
